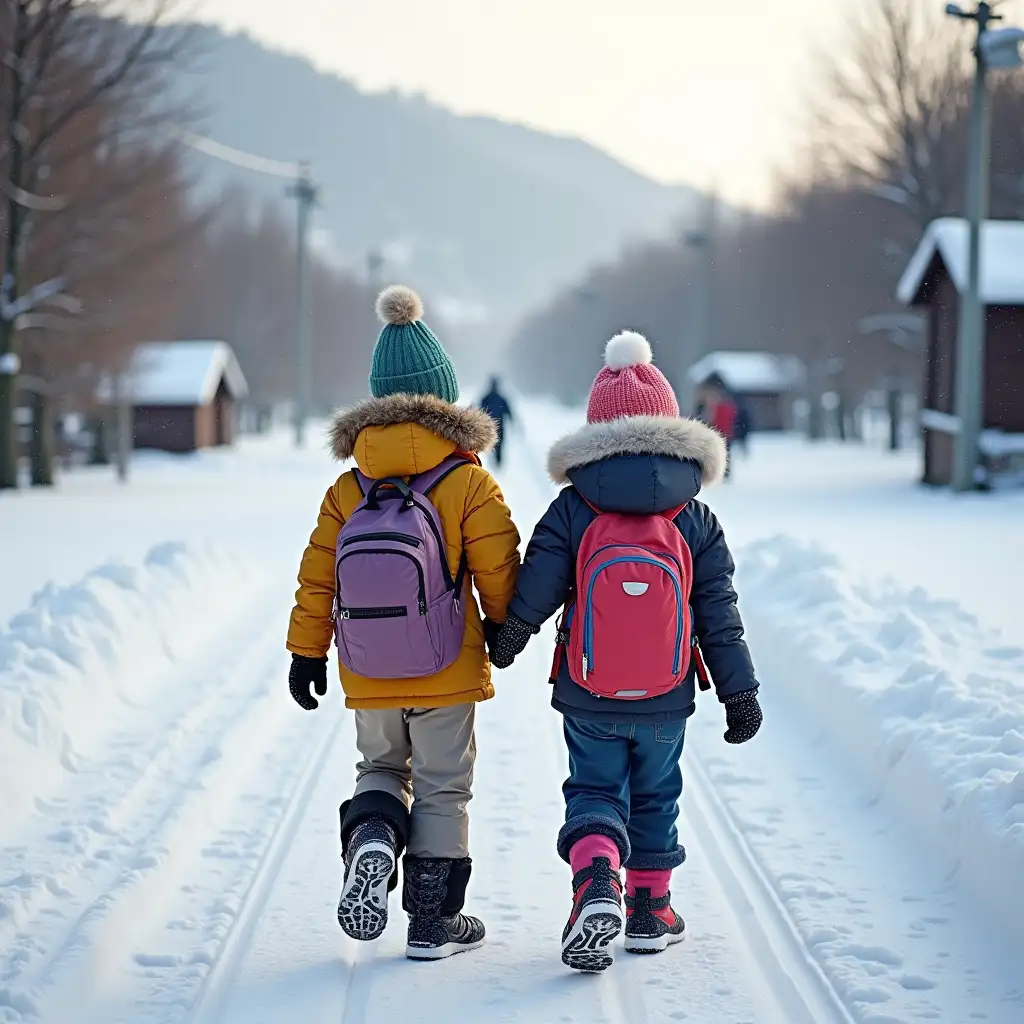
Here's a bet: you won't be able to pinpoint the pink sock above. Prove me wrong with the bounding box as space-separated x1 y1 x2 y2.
626 867 671 898
569 834 620 875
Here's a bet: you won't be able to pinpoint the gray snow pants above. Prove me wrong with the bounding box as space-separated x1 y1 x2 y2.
353 704 476 859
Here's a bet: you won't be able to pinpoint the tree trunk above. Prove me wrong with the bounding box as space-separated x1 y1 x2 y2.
29 389 54 487
887 387 902 451
807 393 824 440
89 414 111 465
114 380 132 483
0 368 17 489
849 405 863 442
835 393 848 441
1 8 24 493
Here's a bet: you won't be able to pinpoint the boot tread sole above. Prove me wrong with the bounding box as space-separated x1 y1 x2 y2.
338 843 395 941
561 901 623 973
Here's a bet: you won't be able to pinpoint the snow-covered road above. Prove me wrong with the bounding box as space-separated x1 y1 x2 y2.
2 409 1022 1023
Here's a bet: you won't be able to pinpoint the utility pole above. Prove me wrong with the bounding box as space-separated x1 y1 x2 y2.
287 163 319 448
680 190 716 394
947 1 997 491
685 192 716 359
169 128 322 451
944 4 1024 489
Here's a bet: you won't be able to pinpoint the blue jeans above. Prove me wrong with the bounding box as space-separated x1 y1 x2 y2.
559 717 686 870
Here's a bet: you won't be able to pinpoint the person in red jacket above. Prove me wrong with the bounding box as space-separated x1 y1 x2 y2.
696 380 737 479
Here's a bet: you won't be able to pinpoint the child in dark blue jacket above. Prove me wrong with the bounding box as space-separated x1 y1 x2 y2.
490 331 761 971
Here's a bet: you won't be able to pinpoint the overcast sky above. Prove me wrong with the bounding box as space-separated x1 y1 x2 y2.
192 0 1019 208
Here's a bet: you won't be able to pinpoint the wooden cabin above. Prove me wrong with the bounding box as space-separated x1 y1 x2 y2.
686 351 806 431
110 341 249 453
897 218 1024 488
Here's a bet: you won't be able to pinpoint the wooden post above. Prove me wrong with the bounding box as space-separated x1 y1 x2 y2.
29 387 54 486
112 372 132 483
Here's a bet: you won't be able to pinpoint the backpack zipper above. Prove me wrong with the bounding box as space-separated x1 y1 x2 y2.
340 532 422 548
582 557 684 677
583 542 683 579
336 548 427 616
407 497 457 591
337 605 408 620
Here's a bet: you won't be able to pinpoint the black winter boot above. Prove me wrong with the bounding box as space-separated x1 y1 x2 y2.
337 793 409 941
338 817 397 940
403 856 485 960
561 857 624 972
624 888 686 953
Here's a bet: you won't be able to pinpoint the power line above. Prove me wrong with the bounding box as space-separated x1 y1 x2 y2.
165 123 319 448
165 124 301 179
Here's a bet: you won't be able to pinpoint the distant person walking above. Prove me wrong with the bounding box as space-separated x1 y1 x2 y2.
695 381 738 479
480 377 514 468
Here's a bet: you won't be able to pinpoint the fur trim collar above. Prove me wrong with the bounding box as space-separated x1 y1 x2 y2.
547 415 727 487
328 393 497 460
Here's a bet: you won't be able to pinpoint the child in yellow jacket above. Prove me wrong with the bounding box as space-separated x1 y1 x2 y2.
287 286 520 960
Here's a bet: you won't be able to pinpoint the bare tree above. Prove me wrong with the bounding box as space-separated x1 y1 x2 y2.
804 0 970 238
0 0 192 488
170 188 382 417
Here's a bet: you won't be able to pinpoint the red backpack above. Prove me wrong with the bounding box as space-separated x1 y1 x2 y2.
554 504 709 700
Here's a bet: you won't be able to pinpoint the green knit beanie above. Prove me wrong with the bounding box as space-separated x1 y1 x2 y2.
369 285 459 403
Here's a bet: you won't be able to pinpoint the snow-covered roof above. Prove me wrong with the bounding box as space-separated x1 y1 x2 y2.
897 217 1024 306
686 351 806 394
122 341 248 405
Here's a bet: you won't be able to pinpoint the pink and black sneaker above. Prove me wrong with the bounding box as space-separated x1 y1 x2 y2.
624 886 686 953
561 856 624 972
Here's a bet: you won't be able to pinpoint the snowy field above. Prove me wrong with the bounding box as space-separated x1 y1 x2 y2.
1 400 1023 1023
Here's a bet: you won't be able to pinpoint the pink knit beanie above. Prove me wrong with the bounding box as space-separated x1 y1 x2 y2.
586 331 679 424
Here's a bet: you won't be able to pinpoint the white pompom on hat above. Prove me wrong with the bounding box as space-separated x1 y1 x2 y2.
587 330 680 423
604 330 653 370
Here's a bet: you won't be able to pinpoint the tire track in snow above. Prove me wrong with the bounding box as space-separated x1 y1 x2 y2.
1 587 286 1013
188 708 342 1024
684 752 857 1024
16 614 299 1015
337 942 378 1024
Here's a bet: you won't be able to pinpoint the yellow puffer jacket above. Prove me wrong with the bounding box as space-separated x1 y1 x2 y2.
286 393 521 709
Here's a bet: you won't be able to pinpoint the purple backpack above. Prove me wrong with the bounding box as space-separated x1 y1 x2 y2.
332 454 471 679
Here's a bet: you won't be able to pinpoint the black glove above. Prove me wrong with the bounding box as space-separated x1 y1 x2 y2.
489 612 540 670
289 654 329 710
723 689 763 744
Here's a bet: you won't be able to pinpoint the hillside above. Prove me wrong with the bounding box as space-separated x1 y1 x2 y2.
175 25 697 333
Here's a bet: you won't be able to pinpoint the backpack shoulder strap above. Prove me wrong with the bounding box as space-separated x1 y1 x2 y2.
409 453 474 496
352 468 372 497
659 503 687 521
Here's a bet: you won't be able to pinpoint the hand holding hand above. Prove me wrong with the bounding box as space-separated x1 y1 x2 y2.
489 613 540 670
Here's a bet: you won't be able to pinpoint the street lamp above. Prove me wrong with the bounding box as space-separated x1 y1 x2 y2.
945 2 1024 491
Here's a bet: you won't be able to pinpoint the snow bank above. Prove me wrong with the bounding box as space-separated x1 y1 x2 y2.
738 536 1024 940
0 543 259 832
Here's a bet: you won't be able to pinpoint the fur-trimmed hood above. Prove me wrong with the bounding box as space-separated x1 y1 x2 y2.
547 415 727 488
328 392 497 462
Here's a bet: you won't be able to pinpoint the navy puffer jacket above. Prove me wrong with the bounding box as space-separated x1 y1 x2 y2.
508 414 758 723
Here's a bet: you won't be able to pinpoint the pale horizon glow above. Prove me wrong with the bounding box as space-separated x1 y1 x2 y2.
190 0 1023 209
